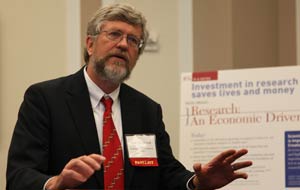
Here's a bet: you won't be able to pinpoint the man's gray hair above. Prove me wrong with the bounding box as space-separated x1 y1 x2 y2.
84 3 149 63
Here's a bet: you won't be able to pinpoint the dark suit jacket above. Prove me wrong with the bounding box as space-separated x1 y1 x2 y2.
6 68 193 190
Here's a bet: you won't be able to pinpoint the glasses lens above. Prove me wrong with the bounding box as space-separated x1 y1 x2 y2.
103 30 142 49
127 35 140 48
107 31 123 41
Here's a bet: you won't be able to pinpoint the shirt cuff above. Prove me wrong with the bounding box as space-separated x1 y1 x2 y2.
186 174 196 190
43 177 54 190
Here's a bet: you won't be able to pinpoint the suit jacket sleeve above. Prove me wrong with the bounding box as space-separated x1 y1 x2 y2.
155 104 194 189
6 84 52 190
7 70 103 190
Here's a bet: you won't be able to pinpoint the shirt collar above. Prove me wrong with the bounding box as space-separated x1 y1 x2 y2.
83 67 120 109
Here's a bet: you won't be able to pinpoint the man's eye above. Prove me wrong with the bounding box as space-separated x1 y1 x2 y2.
108 31 122 38
128 36 139 45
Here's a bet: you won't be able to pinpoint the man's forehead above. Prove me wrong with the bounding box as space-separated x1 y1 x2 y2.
101 21 142 35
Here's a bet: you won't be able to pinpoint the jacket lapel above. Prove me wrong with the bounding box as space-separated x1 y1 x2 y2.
65 68 103 186
119 84 143 188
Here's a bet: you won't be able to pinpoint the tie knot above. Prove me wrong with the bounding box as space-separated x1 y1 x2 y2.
101 96 113 110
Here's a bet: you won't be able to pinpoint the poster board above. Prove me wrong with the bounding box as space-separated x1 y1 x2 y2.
179 66 300 189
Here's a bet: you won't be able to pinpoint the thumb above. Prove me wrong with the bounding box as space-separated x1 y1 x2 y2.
192 163 202 189
193 163 202 175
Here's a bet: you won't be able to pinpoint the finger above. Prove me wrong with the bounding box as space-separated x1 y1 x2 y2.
211 149 236 163
62 168 89 183
66 158 95 177
89 154 106 165
225 149 248 164
232 161 252 171
81 155 103 171
233 171 248 179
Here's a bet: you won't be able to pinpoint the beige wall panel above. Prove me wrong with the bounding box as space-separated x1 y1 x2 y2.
278 0 297 66
232 0 279 69
193 0 233 71
0 0 67 189
193 0 297 71
81 0 101 66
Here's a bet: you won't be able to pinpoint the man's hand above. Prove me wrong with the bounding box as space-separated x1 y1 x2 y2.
45 154 105 190
192 149 252 190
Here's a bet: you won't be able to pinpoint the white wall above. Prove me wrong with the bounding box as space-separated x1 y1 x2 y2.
0 0 68 189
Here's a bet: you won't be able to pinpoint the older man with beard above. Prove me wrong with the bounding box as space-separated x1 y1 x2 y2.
6 3 252 190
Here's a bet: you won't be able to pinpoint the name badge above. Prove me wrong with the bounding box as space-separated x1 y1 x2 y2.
125 134 159 167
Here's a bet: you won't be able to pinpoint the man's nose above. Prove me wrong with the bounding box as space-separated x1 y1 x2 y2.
116 36 129 49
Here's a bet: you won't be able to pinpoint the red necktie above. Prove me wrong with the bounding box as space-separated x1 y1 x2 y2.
101 96 124 190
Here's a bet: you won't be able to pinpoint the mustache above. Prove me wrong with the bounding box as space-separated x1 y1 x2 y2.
106 52 129 63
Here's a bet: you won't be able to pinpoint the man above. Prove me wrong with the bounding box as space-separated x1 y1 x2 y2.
6 3 252 190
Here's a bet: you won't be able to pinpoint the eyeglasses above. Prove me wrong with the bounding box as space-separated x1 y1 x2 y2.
98 29 144 49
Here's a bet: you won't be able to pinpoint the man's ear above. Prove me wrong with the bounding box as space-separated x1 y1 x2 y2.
86 36 94 56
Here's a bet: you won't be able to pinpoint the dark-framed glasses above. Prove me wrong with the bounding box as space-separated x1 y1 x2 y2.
99 30 144 49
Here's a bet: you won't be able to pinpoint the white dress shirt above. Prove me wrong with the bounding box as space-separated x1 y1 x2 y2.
83 68 124 152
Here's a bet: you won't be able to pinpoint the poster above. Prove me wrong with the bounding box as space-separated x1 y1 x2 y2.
179 66 300 189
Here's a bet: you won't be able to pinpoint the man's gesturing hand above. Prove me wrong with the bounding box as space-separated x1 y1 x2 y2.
192 149 252 190
45 154 105 190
